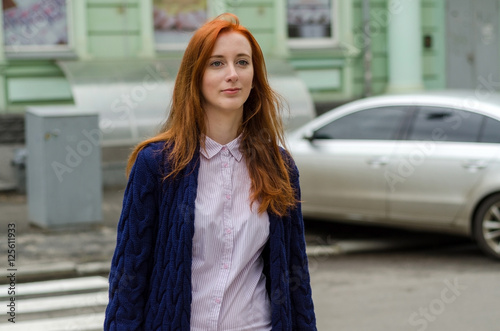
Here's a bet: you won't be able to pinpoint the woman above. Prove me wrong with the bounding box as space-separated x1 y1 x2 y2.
104 13 316 331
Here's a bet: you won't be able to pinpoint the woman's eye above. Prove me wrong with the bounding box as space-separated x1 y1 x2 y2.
210 61 223 67
237 60 249 66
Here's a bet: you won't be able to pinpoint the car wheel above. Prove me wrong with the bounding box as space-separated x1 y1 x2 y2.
474 193 500 260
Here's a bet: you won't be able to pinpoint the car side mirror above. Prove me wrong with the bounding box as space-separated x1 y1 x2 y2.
303 130 315 142
304 130 331 142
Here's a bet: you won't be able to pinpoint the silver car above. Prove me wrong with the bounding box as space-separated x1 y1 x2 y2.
287 91 500 260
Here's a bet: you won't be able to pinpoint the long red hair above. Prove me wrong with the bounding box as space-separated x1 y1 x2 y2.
127 13 295 216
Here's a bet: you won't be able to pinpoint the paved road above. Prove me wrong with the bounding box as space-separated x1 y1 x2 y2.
305 219 500 331
1 222 499 331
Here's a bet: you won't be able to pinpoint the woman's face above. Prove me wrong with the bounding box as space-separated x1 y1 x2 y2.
201 31 254 118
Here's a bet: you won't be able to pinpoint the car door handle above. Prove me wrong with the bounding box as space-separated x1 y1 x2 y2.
367 156 389 167
463 160 488 171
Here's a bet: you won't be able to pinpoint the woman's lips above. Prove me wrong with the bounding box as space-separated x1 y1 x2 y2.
222 88 241 94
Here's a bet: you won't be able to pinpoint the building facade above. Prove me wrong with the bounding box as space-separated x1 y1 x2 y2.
0 0 498 128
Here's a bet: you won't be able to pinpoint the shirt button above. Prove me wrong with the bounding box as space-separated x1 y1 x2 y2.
223 263 229 269
223 162 228 168
225 228 232 234
226 194 230 200
215 298 221 304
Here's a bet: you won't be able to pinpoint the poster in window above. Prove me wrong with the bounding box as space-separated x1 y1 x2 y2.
153 0 207 48
288 0 332 39
2 0 68 49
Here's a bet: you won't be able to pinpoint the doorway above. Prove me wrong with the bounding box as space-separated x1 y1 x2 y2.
446 0 499 90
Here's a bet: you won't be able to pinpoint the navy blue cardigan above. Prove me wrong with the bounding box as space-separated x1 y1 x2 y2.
104 142 316 330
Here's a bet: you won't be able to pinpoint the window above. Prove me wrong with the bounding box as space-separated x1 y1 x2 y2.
153 0 207 51
408 107 483 142
287 0 337 48
2 0 73 58
313 107 409 140
480 117 500 143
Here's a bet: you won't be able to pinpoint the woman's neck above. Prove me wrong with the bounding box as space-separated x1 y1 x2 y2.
205 110 243 145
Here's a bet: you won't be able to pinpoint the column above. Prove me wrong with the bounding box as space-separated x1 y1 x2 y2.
386 0 424 93
138 0 155 58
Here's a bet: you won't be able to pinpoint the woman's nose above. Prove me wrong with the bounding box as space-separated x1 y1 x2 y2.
225 64 238 82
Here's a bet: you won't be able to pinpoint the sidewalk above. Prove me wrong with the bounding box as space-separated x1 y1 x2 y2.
0 187 125 284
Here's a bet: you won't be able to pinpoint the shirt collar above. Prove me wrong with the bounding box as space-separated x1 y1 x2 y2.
201 134 243 162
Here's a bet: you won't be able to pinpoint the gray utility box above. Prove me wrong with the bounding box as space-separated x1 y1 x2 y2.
26 106 102 227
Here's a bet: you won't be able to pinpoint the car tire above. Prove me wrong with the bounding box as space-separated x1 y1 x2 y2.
474 193 500 260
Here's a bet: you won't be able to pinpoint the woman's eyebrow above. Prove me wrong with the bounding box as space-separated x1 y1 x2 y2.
209 53 251 58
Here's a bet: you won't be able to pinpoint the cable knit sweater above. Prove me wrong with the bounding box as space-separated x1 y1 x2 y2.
104 142 316 330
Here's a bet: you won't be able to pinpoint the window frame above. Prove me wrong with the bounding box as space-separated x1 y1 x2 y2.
287 0 339 49
153 0 209 52
2 0 76 59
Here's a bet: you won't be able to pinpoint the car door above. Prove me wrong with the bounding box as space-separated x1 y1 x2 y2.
293 106 411 221
387 106 500 225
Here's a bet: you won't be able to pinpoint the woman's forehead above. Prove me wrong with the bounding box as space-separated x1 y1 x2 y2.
212 31 252 55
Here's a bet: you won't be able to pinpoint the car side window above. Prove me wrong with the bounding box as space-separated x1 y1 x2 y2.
407 107 483 142
313 107 409 140
480 117 500 143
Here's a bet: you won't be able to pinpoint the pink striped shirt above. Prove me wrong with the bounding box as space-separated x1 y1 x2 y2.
190 135 272 331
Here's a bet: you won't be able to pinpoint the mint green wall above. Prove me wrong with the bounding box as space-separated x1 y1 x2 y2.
285 0 447 103
0 61 73 113
86 0 150 59
0 0 449 114
350 0 446 99
421 0 446 90
227 1 276 53
287 0 354 103
0 0 152 114
351 0 389 97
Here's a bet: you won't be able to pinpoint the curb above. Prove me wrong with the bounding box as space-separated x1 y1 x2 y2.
306 239 419 257
306 244 341 257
